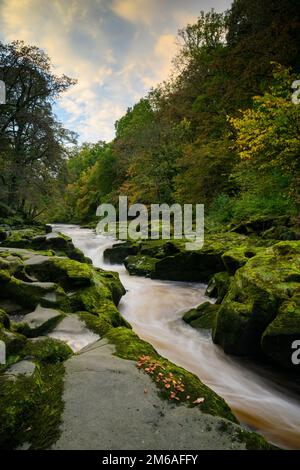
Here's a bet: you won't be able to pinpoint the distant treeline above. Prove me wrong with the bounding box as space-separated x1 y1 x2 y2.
0 0 299 228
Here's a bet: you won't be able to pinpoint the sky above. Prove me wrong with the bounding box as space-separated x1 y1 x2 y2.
0 0 231 143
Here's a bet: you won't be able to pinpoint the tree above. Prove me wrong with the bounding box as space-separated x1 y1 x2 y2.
0 40 76 220
229 65 300 214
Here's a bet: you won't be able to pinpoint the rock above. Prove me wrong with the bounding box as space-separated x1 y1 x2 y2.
0 251 24 275
25 337 73 363
20 305 64 337
94 268 126 305
205 272 231 304
183 302 219 330
124 255 158 277
0 263 70 311
0 299 25 315
4 360 36 380
213 241 300 363
120 233 264 282
153 251 225 282
0 228 8 242
0 309 10 329
222 246 265 275
104 242 138 264
2 230 88 263
140 240 181 259
261 296 300 369
48 315 99 352
52 336 271 450
45 224 52 234
24 256 93 290
0 326 27 356
230 215 291 235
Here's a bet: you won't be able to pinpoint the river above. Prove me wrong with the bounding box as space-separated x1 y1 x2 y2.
53 224 300 449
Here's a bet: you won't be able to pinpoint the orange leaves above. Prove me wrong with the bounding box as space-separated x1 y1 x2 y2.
136 355 205 406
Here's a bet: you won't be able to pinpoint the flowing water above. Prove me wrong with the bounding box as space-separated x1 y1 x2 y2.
54 224 300 449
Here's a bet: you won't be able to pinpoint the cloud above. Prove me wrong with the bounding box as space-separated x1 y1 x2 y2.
110 0 155 26
0 0 232 142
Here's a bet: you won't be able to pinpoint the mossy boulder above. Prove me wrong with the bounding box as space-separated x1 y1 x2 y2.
153 251 225 282
2 230 88 263
261 296 300 369
0 309 10 329
0 228 8 242
139 240 181 259
222 246 265 275
24 256 93 290
0 271 70 311
94 268 126 305
183 302 219 330
24 337 73 363
124 255 158 277
0 362 64 449
213 241 300 364
103 241 138 264
16 305 64 338
0 325 27 357
230 214 291 236
205 272 231 304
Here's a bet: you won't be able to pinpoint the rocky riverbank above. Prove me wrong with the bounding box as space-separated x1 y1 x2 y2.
105 232 300 372
0 225 274 449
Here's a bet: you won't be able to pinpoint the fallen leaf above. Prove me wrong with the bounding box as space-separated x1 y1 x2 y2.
193 397 205 404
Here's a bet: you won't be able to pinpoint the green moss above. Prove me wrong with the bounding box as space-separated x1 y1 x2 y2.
235 428 277 450
124 255 158 277
23 338 73 363
183 302 219 330
0 363 65 449
79 309 131 337
213 240 300 362
103 242 139 264
25 256 93 290
205 271 231 304
1 228 44 247
105 327 237 423
14 313 64 338
2 230 87 263
0 325 27 356
139 240 181 258
261 297 300 368
0 274 70 311
222 246 265 274
0 309 10 328
95 268 126 305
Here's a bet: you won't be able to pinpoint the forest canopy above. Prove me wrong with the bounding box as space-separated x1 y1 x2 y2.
0 0 299 229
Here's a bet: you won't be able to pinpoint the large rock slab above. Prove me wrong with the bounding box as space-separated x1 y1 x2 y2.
52 340 251 450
